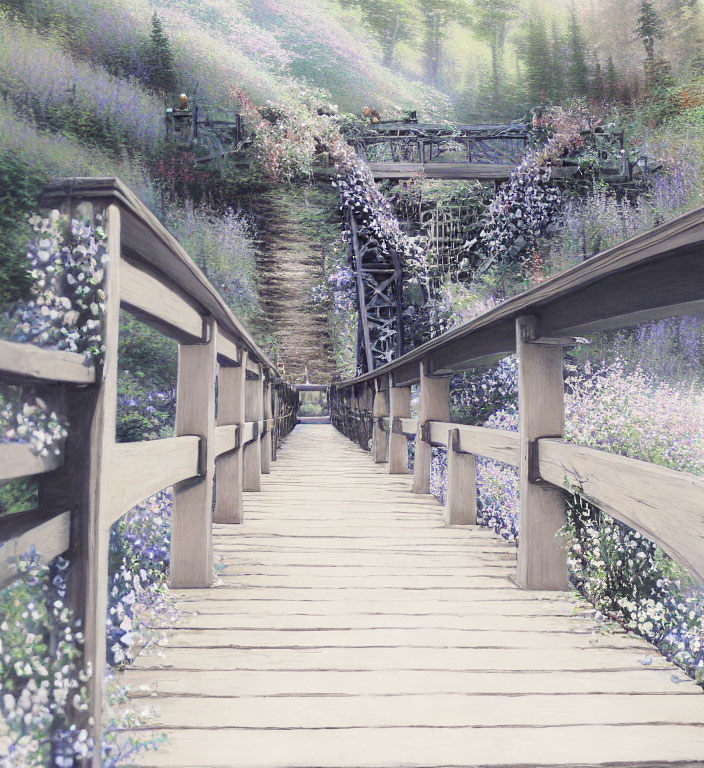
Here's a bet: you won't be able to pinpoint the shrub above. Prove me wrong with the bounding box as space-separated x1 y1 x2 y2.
0 151 46 309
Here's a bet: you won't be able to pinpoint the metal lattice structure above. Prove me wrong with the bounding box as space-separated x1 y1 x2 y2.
348 214 404 375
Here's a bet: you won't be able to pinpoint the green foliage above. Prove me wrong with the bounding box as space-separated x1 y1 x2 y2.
0 151 45 310
340 0 417 67
566 6 589 97
146 13 177 96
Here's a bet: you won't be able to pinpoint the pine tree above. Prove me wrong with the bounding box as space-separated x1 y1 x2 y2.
146 13 177 96
473 0 519 112
605 55 619 102
549 19 565 104
591 61 605 103
636 0 663 85
340 0 417 68
566 6 589 97
417 0 469 85
520 10 551 106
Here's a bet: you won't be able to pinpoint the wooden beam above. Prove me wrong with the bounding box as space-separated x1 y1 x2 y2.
243 369 263 492
0 443 62 481
216 329 241 366
369 162 515 181
412 363 450 495
261 378 272 475
215 350 246 524
170 318 217 588
446 428 477 526
0 340 95 385
120 257 204 343
427 422 519 466
389 387 411 474
372 383 389 464
538 439 704 586
214 424 240 457
516 316 568 591
0 509 71 589
105 437 200 528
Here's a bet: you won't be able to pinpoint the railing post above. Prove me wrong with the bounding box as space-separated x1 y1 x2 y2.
445 428 477 525
261 375 272 474
39 202 120 765
372 380 389 463
271 385 279 461
171 316 217 588
389 382 411 474
516 315 568 590
214 348 246 524
243 364 262 491
412 361 450 494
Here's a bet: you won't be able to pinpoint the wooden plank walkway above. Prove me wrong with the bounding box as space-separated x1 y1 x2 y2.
126 424 704 767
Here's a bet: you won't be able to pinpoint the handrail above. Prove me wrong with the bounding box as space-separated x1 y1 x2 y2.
331 203 704 593
0 178 299 766
336 202 704 387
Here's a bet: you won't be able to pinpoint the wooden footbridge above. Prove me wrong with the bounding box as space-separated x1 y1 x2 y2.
2 178 704 767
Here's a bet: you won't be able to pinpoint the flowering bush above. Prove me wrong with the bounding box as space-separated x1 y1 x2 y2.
0 395 68 458
0 554 91 768
107 490 178 668
480 106 596 275
10 210 108 362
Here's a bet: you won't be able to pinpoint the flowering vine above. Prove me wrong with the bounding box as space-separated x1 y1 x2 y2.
11 209 108 363
0 396 68 458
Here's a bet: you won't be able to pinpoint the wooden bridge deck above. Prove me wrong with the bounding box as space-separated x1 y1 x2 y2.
126 424 704 767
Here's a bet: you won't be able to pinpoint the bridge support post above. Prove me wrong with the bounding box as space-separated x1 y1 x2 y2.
272 386 279 461
516 315 569 591
445 428 477 525
372 380 389 463
171 317 217 588
412 362 450 495
261 376 272 474
389 383 411 474
243 365 262 491
214 348 246 524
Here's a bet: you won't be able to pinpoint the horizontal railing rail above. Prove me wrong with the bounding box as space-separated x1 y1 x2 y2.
331 203 704 593
0 177 298 766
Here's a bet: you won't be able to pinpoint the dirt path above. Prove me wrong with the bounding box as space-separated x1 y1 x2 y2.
249 187 338 383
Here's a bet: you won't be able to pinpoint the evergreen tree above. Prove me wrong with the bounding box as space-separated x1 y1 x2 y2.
472 0 520 112
549 19 565 104
605 55 619 102
636 0 663 85
340 0 417 67
591 61 605 103
566 6 589 97
417 0 469 85
520 10 551 106
146 13 177 96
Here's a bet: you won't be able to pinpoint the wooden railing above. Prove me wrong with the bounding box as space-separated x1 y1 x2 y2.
0 177 298 765
331 203 704 593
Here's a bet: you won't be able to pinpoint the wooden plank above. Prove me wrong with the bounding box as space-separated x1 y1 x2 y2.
106 437 200 527
0 442 62 481
170 318 217 588
120 257 203 343
243 374 262 491
216 329 241 366
0 339 95 384
369 162 515 181
215 351 246 524
241 421 256 445
446 428 477 525
412 362 450 495
261 378 272 475
214 424 239 457
538 438 704 585
0 509 70 588
516 316 568 591
372 384 388 463
389 386 411 474
428 422 519 466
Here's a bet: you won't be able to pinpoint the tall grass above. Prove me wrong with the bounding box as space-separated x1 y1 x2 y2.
0 14 163 153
